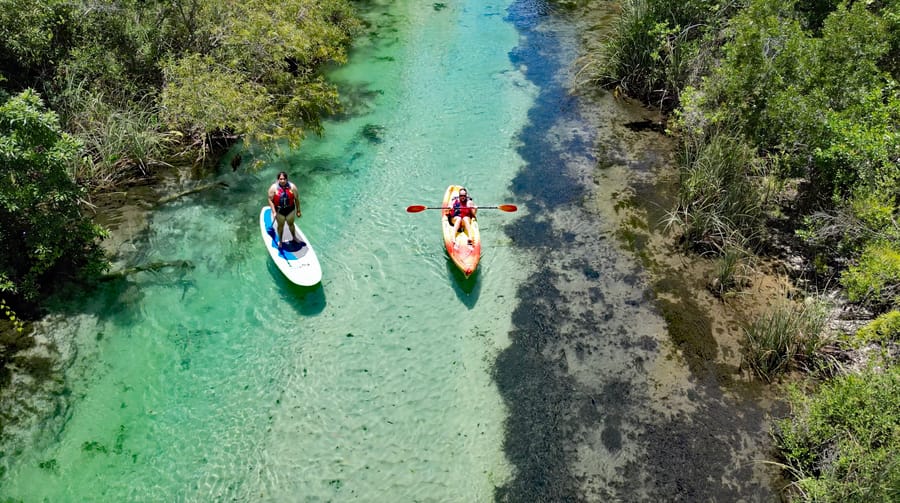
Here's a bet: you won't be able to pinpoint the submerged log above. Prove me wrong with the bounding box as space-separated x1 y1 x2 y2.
155 182 228 205
101 260 195 280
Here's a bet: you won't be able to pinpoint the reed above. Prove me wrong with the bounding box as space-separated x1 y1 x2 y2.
54 79 173 190
742 299 831 381
666 130 765 254
711 243 750 296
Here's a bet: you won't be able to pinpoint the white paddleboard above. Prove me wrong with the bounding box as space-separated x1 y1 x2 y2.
259 206 322 286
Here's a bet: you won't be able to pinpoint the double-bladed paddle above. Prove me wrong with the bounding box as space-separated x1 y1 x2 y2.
405 204 517 213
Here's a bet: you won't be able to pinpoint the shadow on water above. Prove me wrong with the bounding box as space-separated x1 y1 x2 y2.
267 261 327 316
445 260 480 308
493 0 778 501
495 2 597 497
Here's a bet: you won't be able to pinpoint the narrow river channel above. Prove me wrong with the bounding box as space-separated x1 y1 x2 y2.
1 1 778 501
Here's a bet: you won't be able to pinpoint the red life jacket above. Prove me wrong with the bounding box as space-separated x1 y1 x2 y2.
452 198 474 219
275 185 295 211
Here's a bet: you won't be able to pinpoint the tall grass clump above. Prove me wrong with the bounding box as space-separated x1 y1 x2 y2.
588 0 657 95
581 0 725 109
742 299 831 381
710 243 751 296
666 130 766 254
50 74 174 190
773 366 900 502
74 102 173 189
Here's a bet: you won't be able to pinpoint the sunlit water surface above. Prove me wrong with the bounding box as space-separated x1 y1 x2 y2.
1 1 537 500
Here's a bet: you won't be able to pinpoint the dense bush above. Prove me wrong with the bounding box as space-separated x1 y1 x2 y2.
0 90 106 309
774 366 900 502
854 310 900 345
841 241 900 311
0 0 361 184
673 0 900 209
158 0 360 152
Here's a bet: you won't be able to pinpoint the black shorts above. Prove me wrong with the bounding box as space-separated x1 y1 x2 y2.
276 205 295 216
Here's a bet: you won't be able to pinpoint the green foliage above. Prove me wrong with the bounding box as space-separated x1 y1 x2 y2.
774 366 900 502
698 0 811 147
841 241 900 311
854 310 900 345
2 0 361 183
850 192 898 240
808 81 900 201
0 0 76 70
160 54 267 131
667 130 765 252
158 0 360 151
795 190 899 270
0 90 106 306
741 299 830 382
688 0 899 199
586 0 725 107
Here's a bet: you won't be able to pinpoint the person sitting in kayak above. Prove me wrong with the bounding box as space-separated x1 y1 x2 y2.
267 171 303 250
449 187 477 246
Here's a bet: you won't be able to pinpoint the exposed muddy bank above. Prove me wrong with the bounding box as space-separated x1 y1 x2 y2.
494 1 786 500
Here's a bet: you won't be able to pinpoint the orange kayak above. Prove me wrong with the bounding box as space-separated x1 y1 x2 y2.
442 185 481 277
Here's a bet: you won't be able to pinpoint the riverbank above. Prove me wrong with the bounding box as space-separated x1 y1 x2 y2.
1 2 860 499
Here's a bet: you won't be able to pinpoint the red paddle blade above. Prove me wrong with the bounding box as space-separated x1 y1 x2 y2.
406 205 427 213
498 204 518 212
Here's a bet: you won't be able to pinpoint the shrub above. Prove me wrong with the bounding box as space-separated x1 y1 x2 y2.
841 242 900 311
774 366 900 502
0 90 107 308
854 310 900 345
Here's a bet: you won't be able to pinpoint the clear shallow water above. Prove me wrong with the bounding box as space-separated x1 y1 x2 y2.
2 1 784 501
1 1 536 500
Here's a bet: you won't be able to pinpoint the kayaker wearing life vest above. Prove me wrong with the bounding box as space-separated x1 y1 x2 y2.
449 187 477 246
267 171 303 250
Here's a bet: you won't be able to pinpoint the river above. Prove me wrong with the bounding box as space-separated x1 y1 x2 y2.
0 1 779 501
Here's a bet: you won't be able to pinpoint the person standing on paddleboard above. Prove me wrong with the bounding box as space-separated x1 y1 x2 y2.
449 187 477 246
268 171 303 250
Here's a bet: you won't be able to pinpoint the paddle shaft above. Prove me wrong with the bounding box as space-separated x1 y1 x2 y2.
406 204 517 213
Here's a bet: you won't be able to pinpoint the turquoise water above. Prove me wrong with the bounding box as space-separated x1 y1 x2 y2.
1 1 538 500
2 1 785 500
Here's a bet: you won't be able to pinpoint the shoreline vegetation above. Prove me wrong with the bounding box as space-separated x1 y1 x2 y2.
1 0 898 499
565 0 898 499
0 0 362 451
1 0 361 308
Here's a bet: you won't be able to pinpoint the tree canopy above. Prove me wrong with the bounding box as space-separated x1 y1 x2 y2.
0 0 361 177
0 90 106 308
0 0 360 307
